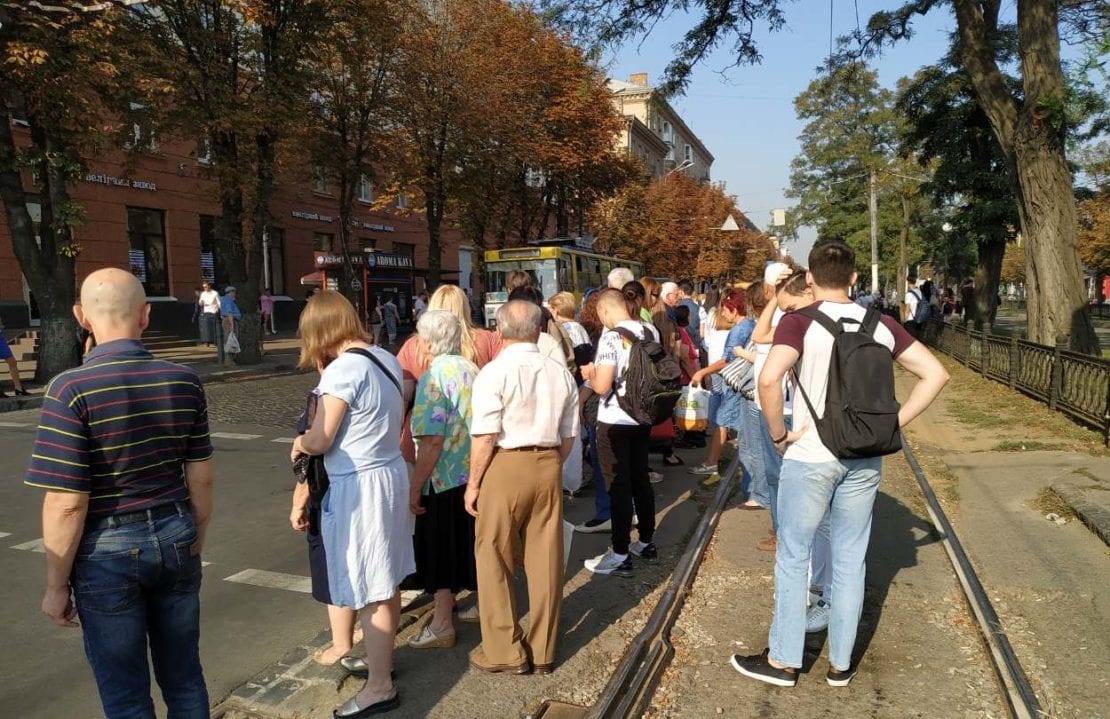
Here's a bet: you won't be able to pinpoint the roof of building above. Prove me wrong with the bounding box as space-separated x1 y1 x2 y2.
606 77 715 164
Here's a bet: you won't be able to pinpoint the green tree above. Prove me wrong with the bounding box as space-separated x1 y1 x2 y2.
0 2 140 381
897 58 1019 328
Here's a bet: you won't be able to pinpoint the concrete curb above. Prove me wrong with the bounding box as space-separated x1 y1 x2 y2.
0 363 302 415
1052 482 1110 548
215 599 429 719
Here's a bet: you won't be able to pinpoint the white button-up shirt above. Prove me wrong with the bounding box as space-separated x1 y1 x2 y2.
471 342 579 448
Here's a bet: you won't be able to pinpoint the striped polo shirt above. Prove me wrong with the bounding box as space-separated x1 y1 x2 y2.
25 338 213 517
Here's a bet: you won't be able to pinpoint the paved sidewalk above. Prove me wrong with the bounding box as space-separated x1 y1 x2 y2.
0 335 306 413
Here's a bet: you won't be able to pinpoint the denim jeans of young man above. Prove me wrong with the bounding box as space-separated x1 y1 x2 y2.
768 457 882 671
756 410 791 533
739 398 767 506
810 510 832 598
586 424 610 520
72 508 209 719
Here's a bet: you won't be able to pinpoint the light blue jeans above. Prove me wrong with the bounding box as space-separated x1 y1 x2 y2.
768 456 882 671
739 399 767 507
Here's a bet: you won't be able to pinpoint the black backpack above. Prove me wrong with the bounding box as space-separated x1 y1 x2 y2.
794 307 902 458
608 326 683 426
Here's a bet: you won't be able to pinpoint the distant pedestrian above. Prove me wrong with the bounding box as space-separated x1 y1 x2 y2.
26 268 214 718
960 278 975 322
413 291 429 322
0 315 30 397
198 281 220 346
607 266 634 290
467 300 579 675
732 241 948 688
903 275 923 330
381 294 400 344
292 291 412 716
260 287 276 335
405 310 480 650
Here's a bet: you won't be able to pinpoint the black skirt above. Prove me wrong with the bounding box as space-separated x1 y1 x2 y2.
306 503 332 605
405 484 478 595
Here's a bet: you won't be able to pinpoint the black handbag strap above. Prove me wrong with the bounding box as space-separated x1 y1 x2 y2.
344 347 403 398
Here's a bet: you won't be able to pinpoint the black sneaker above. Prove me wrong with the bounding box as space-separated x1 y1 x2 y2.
826 665 858 687
629 541 658 563
730 649 797 687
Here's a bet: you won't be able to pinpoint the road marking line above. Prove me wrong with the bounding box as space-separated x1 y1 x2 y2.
11 538 46 553
201 561 212 567
223 569 312 594
271 437 295 444
210 432 263 441
0 422 31 428
0 532 11 539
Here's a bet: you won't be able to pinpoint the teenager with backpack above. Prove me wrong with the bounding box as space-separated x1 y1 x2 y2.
580 289 682 577
731 241 948 689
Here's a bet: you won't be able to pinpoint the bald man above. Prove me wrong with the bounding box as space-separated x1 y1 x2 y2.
25 268 215 718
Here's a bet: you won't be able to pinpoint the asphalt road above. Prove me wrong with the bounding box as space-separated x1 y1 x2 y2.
0 373 326 719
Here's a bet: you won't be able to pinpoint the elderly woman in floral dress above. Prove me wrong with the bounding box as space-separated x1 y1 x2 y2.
405 309 481 649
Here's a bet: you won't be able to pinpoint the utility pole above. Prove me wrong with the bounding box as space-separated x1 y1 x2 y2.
869 167 879 294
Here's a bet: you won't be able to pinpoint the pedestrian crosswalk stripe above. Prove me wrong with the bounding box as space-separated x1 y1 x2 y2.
271 437 295 444
223 569 312 593
210 432 263 441
11 538 46 553
0 422 31 428
0 532 11 539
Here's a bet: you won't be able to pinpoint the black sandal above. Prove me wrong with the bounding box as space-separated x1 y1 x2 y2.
663 455 684 466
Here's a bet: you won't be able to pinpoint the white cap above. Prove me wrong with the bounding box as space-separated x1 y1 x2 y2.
763 262 790 288
224 286 236 293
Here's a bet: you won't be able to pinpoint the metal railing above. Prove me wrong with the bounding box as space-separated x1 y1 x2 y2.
919 320 1110 444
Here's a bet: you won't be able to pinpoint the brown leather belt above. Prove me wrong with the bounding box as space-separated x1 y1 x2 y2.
498 445 559 452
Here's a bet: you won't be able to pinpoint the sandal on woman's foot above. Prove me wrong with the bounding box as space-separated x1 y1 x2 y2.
407 623 456 649
314 646 351 666
333 692 400 718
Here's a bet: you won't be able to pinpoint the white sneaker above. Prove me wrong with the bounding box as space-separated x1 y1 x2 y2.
456 604 480 622
584 549 633 577
806 599 831 633
688 463 718 475
649 471 663 484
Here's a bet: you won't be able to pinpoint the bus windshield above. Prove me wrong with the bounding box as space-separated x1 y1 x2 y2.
484 259 559 301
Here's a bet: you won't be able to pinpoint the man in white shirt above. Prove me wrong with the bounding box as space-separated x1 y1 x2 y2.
732 241 948 689
580 289 658 578
467 300 579 675
197 282 220 347
903 275 921 326
413 291 428 322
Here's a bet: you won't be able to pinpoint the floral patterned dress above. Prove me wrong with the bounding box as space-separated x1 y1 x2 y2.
407 353 481 593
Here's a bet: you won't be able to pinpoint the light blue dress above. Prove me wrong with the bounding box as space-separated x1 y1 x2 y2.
317 348 415 608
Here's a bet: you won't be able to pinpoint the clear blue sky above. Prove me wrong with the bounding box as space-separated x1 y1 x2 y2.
607 1 960 261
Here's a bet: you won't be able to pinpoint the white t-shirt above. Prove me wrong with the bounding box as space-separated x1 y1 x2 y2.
413 297 427 320
595 320 656 426
774 301 915 464
560 320 590 348
753 308 786 413
904 288 921 321
199 290 220 314
706 328 729 365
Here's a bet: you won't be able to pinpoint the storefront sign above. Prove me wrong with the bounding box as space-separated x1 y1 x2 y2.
315 252 365 267
292 210 335 223
314 251 414 270
86 173 157 191
356 221 396 233
370 253 413 269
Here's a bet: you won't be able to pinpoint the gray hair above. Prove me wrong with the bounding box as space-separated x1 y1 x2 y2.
417 309 462 357
496 300 542 341
608 267 634 289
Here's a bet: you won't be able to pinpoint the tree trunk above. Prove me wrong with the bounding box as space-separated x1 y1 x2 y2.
973 232 1006 330
0 116 79 383
898 193 910 312
236 131 274 365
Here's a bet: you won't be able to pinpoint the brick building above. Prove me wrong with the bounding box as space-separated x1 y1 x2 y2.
0 119 470 332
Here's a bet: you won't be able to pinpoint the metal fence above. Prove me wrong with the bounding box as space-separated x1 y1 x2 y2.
919 320 1110 443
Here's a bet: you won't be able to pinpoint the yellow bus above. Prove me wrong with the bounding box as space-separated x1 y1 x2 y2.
482 242 644 327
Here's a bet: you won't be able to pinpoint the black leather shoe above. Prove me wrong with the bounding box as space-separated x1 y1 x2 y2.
333 693 400 718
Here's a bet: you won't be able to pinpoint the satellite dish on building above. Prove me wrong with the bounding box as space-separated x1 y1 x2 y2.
720 214 741 232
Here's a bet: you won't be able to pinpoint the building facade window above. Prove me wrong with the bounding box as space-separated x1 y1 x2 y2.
392 242 415 260
684 144 693 163
313 232 334 252
395 192 408 209
359 237 376 252
199 214 229 288
662 121 673 144
358 175 373 203
197 134 213 164
311 166 329 194
127 207 169 296
126 103 158 153
266 227 286 295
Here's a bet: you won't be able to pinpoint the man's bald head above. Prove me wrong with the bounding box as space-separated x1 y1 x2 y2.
596 288 631 328
496 299 542 342
76 268 149 339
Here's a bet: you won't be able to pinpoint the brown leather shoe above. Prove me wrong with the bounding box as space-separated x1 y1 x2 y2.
469 651 531 675
532 663 554 675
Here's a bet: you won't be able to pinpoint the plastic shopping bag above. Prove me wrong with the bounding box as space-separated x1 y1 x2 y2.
561 440 584 494
224 330 241 354
674 385 710 432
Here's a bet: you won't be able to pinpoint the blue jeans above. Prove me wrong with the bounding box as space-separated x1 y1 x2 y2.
586 424 610 520
757 411 792 533
768 457 882 671
739 398 766 506
72 509 209 719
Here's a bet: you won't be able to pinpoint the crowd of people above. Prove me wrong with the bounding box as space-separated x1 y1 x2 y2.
24 240 950 719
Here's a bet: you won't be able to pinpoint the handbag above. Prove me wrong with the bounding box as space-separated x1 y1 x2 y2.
294 392 330 503
719 342 756 398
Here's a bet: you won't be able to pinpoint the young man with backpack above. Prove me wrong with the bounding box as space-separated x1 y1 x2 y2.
581 289 682 577
903 275 928 331
732 241 948 688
